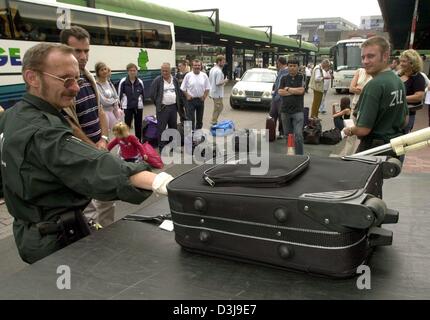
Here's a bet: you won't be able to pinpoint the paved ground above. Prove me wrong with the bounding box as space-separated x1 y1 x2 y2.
1 83 429 279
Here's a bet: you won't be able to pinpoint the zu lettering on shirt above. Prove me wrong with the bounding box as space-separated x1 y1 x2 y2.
390 90 404 107
173 304 207 318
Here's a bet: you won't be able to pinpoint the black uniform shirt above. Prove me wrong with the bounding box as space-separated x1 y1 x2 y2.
0 93 152 224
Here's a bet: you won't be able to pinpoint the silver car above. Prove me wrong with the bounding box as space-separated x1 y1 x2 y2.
230 68 277 110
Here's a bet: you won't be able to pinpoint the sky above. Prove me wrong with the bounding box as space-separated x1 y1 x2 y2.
144 0 382 36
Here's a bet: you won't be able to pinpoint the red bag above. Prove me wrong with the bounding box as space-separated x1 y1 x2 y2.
141 141 164 169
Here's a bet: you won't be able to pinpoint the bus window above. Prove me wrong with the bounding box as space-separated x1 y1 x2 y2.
108 16 142 47
0 0 12 39
143 21 172 50
70 10 108 45
8 1 57 42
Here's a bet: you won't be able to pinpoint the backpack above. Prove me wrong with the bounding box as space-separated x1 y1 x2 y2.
142 115 158 145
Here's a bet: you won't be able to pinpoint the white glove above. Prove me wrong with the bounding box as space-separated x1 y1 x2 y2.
151 172 174 196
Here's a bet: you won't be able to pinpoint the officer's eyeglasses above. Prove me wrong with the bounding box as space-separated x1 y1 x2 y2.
42 72 84 88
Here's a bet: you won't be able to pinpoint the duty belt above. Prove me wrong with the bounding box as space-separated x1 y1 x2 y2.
36 210 91 245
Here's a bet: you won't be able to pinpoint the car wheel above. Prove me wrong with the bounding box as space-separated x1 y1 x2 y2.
335 89 342 94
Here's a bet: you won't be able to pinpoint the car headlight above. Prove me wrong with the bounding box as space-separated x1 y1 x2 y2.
238 90 244 96
232 88 238 95
263 91 271 97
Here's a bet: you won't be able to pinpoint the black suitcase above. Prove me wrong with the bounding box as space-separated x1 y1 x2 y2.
167 154 400 278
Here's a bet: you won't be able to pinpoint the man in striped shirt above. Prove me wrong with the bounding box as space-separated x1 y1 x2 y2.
60 26 114 227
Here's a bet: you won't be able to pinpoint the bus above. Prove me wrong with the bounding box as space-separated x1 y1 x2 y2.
332 37 365 94
0 0 176 108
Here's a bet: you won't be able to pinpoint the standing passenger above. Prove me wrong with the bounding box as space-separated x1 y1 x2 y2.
60 26 114 228
95 62 121 132
150 63 182 151
208 55 228 125
278 59 306 155
180 59 210 130
118 63 145 141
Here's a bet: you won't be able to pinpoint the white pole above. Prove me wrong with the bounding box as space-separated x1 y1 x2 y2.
409 0 419 49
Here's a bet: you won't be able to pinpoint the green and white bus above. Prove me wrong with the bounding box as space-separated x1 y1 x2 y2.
332 37 366 94
0 0 175 108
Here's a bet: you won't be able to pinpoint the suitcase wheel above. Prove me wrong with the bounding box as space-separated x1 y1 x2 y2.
194 197 207 213
382 158 402 179
278 244 294 259
273 207 289 223
199 230 211 243
364 197 387 226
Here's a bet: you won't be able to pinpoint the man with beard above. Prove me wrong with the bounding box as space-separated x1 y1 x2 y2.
0 43 173 264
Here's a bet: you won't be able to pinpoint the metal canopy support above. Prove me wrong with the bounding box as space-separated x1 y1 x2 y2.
86 0 95 8
250 25 273 45
189 8 220 35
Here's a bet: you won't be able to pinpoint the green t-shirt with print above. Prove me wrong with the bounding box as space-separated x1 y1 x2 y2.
356 70 408 142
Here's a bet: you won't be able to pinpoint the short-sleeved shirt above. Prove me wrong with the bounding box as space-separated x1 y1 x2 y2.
180 71 210 98
279 73 305 114
356 70 408 142
402 72 426 115
208 65 225 98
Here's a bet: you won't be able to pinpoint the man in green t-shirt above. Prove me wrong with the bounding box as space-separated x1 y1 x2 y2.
343 36 408 154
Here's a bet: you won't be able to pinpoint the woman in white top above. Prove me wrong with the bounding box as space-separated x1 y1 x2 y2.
95 62 122 131
338 68 372 156
349 67 372 111
318 68 332 114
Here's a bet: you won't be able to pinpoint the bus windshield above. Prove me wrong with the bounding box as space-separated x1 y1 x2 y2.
335 42 362 71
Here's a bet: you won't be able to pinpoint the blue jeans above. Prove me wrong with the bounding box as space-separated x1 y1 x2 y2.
281 111 304 155
404 114 416 133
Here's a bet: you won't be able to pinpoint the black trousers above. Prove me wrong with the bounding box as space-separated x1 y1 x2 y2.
187 98 204 130
124 108 143 141
157 104 178 151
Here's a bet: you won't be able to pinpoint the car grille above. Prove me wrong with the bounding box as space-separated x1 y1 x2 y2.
245 91 264 97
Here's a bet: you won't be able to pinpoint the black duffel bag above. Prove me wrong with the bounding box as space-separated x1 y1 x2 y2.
320 128 342 145
303 118 322 144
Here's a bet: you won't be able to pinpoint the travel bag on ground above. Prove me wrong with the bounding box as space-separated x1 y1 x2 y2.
320 128 342 145
210 120 235 137
303 118 322 144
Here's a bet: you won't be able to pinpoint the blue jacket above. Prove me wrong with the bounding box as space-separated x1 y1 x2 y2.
272 68 289 101
118 77 145 109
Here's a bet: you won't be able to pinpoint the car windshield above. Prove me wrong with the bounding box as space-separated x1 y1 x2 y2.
242 71 276 83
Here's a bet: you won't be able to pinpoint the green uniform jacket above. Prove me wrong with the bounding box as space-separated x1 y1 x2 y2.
0 94 152 263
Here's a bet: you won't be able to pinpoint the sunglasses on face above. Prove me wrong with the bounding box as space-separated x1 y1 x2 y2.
42 72 84 88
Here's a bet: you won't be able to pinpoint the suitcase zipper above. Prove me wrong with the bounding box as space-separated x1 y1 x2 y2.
172 210 340 235
173 222 367 250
